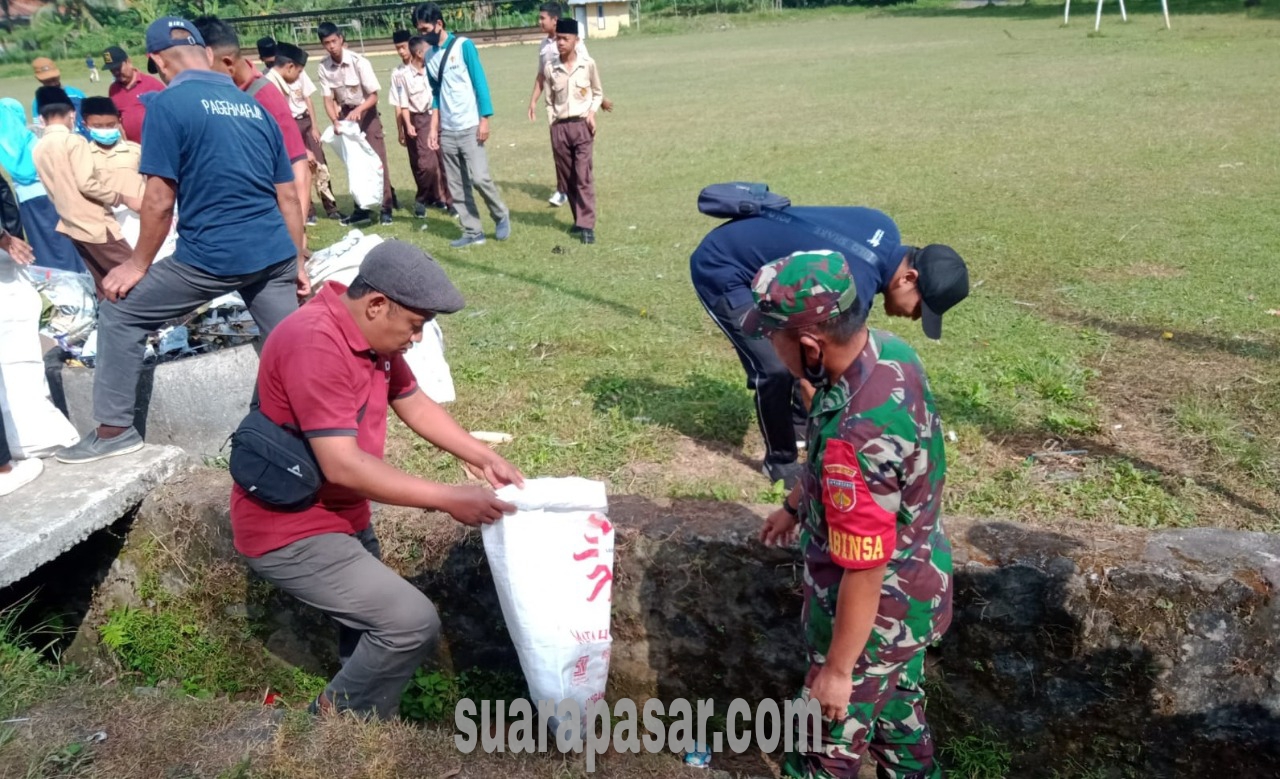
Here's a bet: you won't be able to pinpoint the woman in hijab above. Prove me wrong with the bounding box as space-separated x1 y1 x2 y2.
0 98 83 272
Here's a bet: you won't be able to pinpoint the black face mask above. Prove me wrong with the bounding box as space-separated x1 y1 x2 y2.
801 345 831 391
424 29 442 46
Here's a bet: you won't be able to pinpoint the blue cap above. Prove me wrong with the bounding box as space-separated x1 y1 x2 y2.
145 16 205 56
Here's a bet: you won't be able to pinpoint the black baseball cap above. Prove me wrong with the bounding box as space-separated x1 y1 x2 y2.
103 46 129 71
913 244 969 340
357 240 465 315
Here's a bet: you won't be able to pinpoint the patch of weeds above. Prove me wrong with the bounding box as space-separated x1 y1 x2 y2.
30 740 94 777
1069 459 1196 528
100 606 236 696
952 458 1195 528
757 478 788 504
668 480 743 502
1174 396 1277 485
0 603 71 720
940 727 1012 779
99 605 318 700
400 668 460 722
203 454 230 470
400 666 526 723
289 667 329 701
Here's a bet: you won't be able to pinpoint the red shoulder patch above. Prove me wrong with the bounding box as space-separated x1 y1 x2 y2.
820 438 897 570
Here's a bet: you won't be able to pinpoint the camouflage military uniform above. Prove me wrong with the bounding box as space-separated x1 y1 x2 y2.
746 251 952 779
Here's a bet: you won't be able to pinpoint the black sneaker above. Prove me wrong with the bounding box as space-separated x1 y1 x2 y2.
762 460 804 490
55 427 145 464
380 211 393 225
414 202 427 218
326 211 345 221
340 209 372 226
580 228 595 245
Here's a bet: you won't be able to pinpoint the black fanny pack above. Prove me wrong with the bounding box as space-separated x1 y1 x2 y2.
228 409 324 511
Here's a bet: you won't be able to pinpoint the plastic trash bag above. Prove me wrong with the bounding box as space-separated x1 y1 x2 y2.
1 253 79 458
25 265 96 345
114 205 177 261
402 321 455 404
483 479 614 725
307 229 382 289
321 121 385 210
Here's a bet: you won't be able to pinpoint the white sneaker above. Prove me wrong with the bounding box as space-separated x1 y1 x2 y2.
548 191 567 207
0 458 44 497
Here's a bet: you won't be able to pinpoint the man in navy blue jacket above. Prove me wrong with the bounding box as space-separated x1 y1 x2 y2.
690 206 968 487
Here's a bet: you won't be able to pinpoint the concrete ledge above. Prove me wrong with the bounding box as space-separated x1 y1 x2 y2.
0 446 191 588
61 346 259 459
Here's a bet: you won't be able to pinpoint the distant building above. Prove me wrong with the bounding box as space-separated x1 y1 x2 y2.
566 0 631 39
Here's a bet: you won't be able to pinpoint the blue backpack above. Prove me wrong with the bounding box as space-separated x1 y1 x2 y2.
696 181 791 218
697 181 881 268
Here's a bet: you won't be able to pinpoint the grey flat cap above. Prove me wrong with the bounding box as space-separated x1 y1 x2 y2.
358 240 464 314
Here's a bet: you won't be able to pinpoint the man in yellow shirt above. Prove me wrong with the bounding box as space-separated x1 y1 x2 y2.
32 88 142 296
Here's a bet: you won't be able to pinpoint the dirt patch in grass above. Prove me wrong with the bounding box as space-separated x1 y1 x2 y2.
1087 334 1280 529
1 686 775 779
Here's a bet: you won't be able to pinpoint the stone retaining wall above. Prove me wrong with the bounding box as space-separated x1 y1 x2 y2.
71 470 1280 776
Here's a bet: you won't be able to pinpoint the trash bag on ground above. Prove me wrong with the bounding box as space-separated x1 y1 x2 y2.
1 254 79 458
307 229 382 289
482 479 613 726
321 121 385 210
25 265 96 345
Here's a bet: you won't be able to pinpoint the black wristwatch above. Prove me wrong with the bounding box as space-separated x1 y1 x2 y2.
782 497 799 517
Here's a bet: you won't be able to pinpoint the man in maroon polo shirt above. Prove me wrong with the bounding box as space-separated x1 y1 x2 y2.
104 45 164 143
195 17 311 230
231 240 523 718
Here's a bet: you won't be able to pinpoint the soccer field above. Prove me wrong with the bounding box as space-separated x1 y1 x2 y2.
11 2 1280 529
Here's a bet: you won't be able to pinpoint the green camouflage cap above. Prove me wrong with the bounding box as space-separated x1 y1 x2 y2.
741 250 859 338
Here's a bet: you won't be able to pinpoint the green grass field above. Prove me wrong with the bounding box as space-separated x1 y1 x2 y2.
10 1 1280 530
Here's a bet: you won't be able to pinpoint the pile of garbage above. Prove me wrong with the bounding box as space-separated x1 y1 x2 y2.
23 231 456 403
25 266 258 368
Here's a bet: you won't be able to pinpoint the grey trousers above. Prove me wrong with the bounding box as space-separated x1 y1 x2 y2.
439 126 508 237
93 257 298 428
245 526 441 719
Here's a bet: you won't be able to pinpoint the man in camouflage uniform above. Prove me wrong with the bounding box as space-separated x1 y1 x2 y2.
751 250 952 779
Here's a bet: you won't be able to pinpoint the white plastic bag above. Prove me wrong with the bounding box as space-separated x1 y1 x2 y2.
402 321 455 404
0 254 79 458
321 121 385 210
306 229 383 289
483 479 614 723
25 265 97 344
114 205 177 261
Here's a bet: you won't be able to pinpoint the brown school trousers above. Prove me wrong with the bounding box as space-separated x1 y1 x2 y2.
407 112 451 207
72 236 132 300
551 118 595 230
339 105 394 213
295 113 338 217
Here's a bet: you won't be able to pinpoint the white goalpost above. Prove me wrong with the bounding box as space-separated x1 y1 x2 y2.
1064 0 1171 31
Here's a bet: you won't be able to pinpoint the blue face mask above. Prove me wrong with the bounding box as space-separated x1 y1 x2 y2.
89 127 121 146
